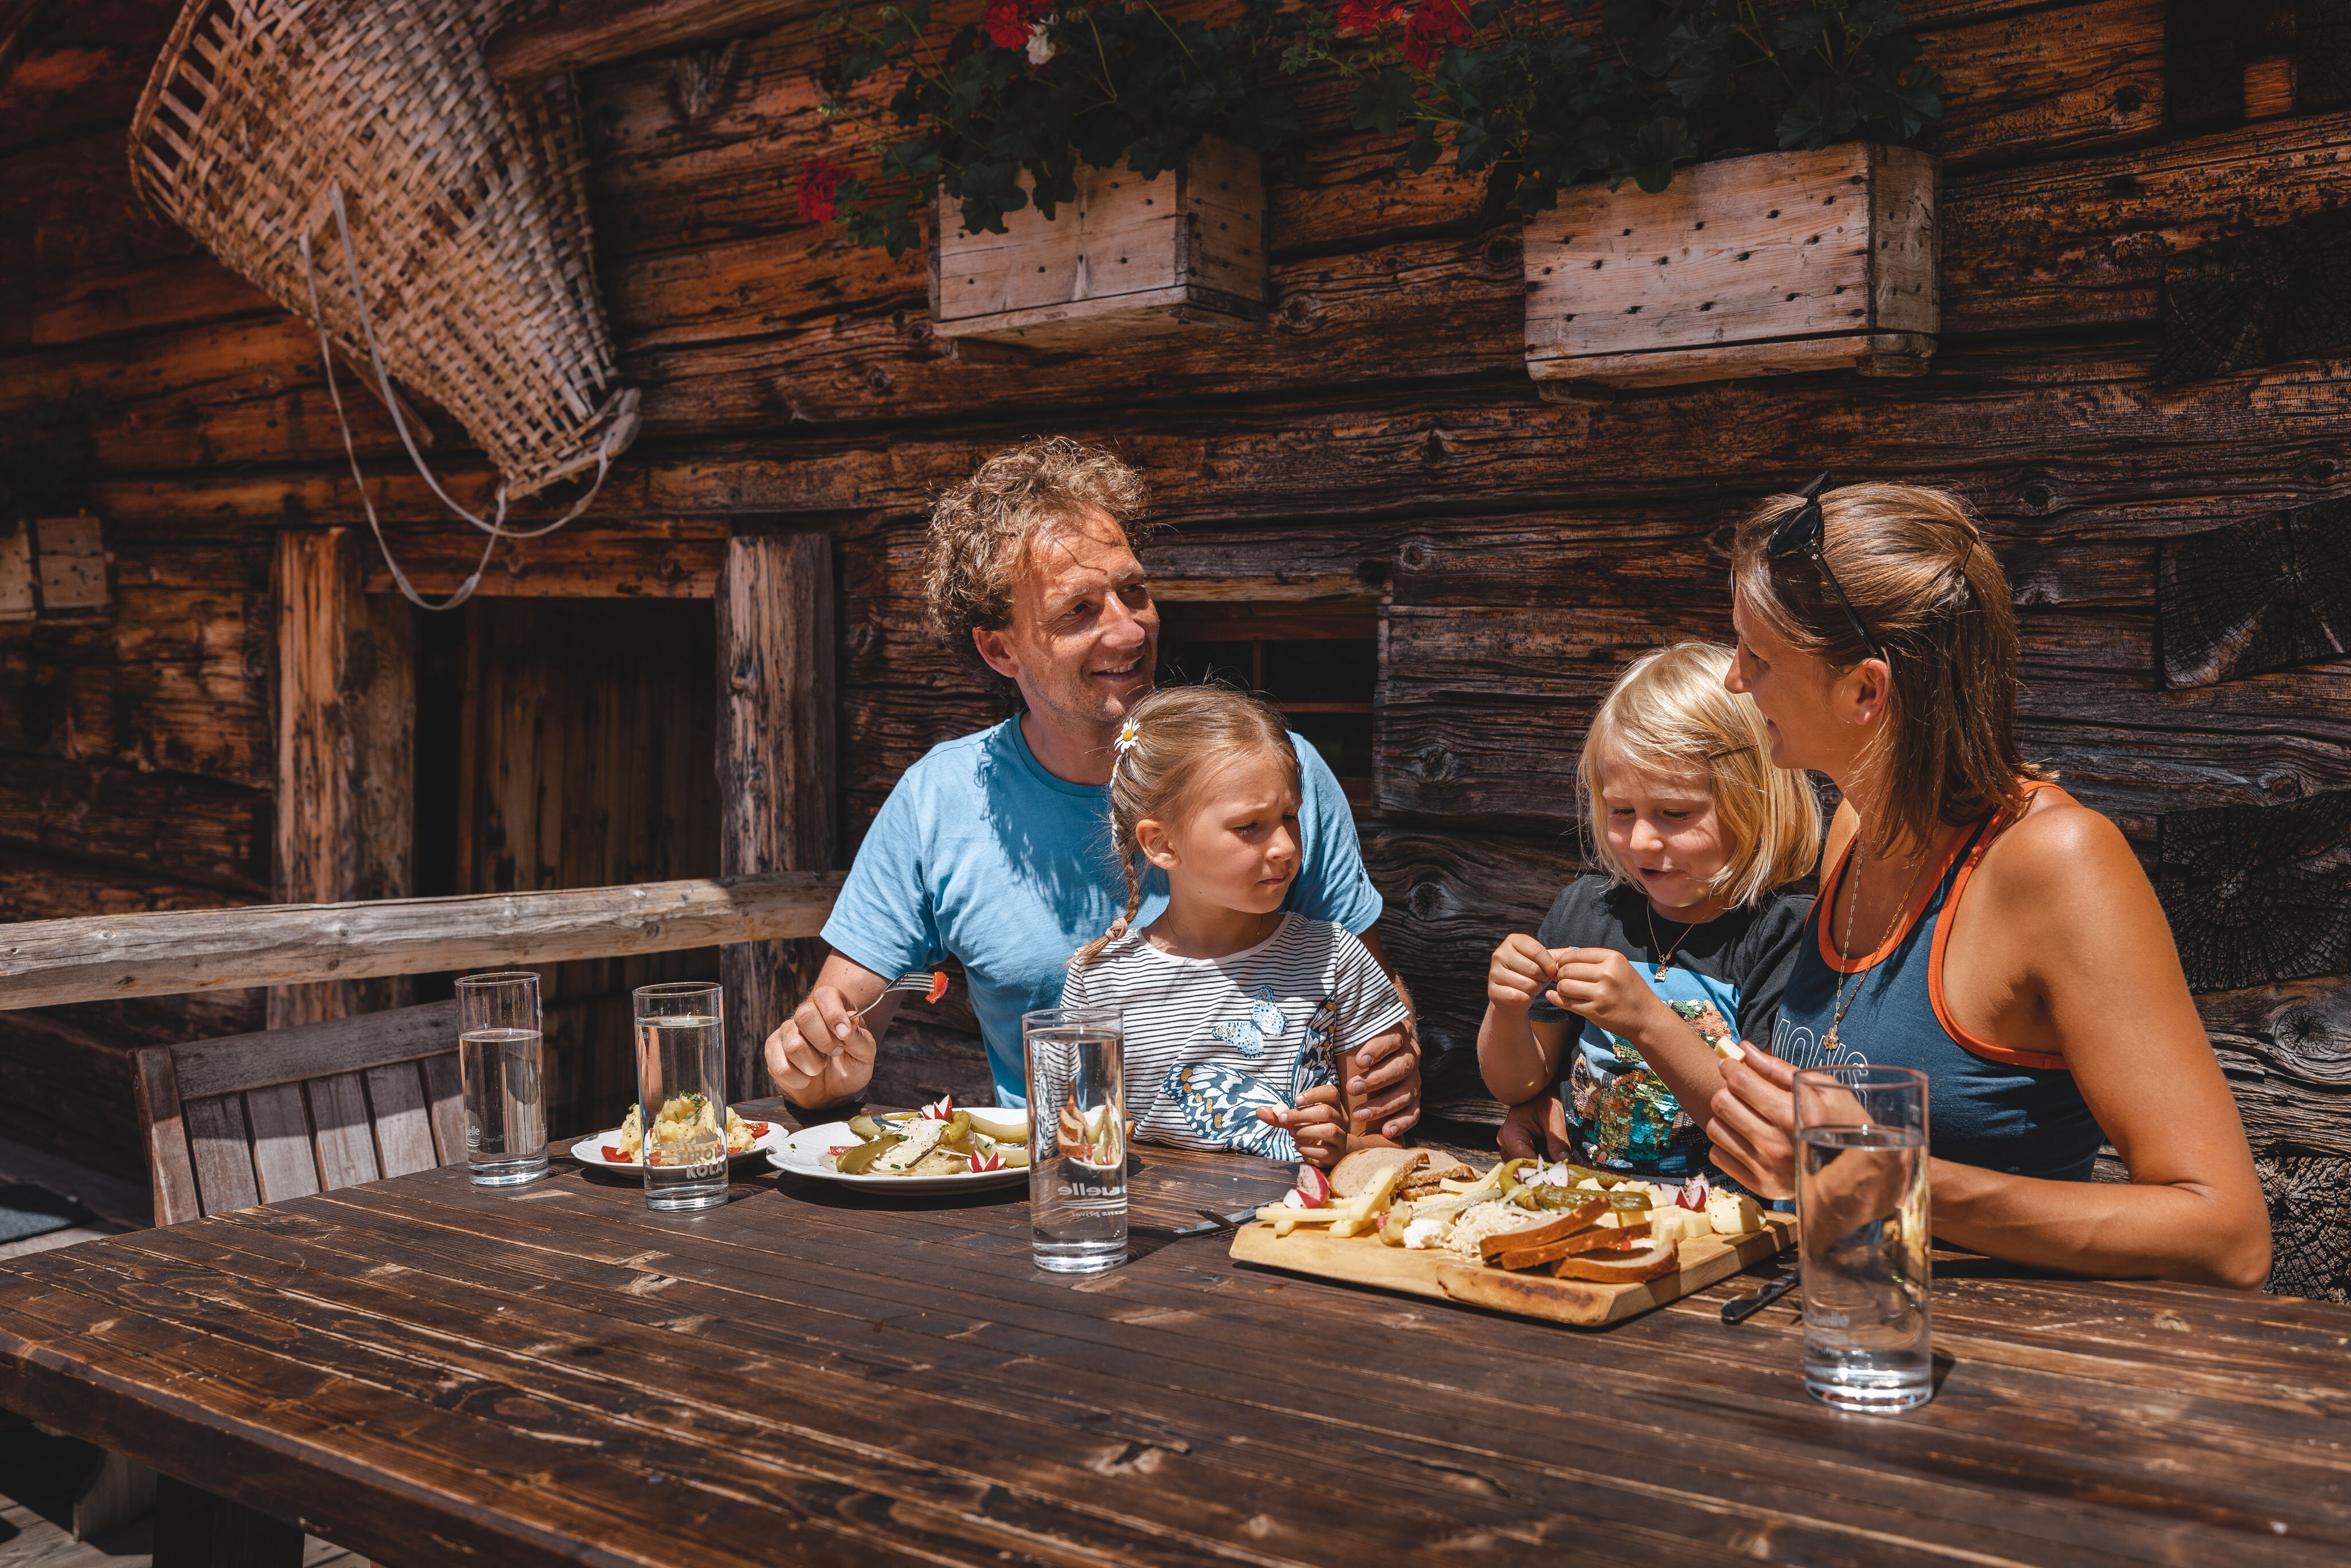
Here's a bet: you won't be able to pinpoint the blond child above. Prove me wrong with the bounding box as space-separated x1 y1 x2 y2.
1060 686 1407 1170
1481 643 1821 1178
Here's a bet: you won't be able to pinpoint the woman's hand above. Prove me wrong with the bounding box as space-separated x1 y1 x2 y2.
1259 1086 1349 1169
1487 934 1560 1011
1498 1094 1570 1162
1706 1043 1798 1200
1547 947 1671 1040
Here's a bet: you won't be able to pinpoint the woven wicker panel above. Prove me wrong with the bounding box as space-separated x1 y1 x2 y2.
128 0 633 500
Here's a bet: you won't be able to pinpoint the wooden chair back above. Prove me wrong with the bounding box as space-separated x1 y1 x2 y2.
132 1000 467 1226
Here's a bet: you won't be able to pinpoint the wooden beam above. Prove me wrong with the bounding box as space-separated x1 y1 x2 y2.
485 0 809 83
0 870 845 1011
715 533 835 1100
272 530 415 1029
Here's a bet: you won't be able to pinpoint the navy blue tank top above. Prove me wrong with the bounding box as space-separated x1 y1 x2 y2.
1773 791 2103 1182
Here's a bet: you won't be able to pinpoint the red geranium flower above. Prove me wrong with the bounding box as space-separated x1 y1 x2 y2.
796 155 850 224
1336 0 1405 34
1400 0 1471 69
982 0 1053 50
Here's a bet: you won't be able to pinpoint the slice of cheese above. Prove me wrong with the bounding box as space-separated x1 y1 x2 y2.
1705 1190 1763 1235
1646 1207 1708 1248
874 1117 946 1172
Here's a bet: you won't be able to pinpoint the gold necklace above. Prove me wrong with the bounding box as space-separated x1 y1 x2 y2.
1643 902 1694 982
1822 832 1935 1055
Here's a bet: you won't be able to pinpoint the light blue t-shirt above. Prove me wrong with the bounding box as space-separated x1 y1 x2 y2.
821 715 1383 1104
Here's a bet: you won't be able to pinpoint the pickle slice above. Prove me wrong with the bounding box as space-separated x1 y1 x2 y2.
834 1135 901 1175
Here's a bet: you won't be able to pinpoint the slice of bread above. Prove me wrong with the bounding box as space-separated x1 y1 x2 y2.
1330 1147 1424 1199
1493 1220 1652 1272
1474 1197 1606 1264
1549 1239 1681 1284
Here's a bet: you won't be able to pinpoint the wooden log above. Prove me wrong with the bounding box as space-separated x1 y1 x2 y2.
0 870 845 1011
485 0 811 83
0 754 268 894
271 530 415 1029
2159 499 2351 687
356 522 728 600
715 532 835 1101
2156 206 2351 386
2153 787 2351 993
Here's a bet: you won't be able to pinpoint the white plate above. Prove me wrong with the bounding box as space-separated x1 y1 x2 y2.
570 1115 790 1170
769 1120 1029 1194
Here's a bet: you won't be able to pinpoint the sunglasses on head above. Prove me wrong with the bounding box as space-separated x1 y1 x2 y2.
1765 473 1885 666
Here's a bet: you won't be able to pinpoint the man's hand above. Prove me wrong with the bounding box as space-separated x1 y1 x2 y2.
1706 1043 1798 1200
1488 933 1560 1012
1346 1026 1421 1139
765 983 880 1110
1547 947 1670 1041
1497 1094 1570 1162
1260 1085 1349 1169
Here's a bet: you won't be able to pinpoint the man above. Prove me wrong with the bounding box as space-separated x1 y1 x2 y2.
764 436 1421 1136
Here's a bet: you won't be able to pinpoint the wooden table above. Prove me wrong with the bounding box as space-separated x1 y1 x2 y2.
0 1106 2342 1567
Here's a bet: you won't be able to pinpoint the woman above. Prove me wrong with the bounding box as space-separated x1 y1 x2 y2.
1708 479 2271 1288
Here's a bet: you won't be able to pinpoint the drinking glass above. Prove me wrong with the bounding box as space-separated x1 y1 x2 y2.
454 971 548 1187
633 982 730 1212
1022 1007 1127 1273
1795 1063 1933 1412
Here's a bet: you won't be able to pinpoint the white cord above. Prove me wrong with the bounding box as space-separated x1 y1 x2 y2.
295 181 626 610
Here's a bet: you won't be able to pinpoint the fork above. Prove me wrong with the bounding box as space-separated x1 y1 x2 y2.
850 969 948 1023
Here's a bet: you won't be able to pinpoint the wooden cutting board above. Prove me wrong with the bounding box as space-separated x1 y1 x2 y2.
1229 1213 1797 1327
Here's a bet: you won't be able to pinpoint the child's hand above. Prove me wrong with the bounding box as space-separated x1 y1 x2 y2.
1487 933 1561 1012
1548 947 1667 1038
1498 1094 1570 1162
1258 1090 1349 1170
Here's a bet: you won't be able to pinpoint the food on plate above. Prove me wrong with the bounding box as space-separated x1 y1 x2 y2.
822 1097 1032 1177
600 1098 770 1165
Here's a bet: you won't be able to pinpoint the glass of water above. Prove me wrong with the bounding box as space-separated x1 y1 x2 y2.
1022 1007 1126 1273
633 982 730 1213
1795 1063 1932 1412
454 972 548 1187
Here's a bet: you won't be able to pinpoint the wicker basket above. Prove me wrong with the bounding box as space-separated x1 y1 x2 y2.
128 0 636 500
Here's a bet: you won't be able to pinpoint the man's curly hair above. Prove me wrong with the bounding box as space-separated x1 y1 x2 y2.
922 437 1153 663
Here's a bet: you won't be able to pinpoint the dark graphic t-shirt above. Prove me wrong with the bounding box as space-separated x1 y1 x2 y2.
1526 877 1813 1178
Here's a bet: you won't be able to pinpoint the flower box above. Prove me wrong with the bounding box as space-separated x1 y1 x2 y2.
928 137 1266 351
1522 143 1939 392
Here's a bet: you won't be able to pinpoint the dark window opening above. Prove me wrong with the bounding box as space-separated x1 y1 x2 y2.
1156 601 1378 811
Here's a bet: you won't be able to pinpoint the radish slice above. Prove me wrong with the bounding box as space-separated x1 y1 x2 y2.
1293 1166 1333 1208
919 1094 955 1121
1676 1172 1712 1211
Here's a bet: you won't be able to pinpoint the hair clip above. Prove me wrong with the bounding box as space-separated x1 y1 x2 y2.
1110 716 1141 778
1706 745 1754 762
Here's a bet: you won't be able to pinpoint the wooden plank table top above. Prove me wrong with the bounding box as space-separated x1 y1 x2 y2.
0 1101 2343 1567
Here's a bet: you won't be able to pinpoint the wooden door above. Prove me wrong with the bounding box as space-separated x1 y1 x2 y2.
454 598 721 1139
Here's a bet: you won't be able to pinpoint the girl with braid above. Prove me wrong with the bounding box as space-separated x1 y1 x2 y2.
1059 685 1408 1169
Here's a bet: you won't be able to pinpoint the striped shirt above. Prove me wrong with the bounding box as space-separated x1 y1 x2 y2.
1058 913 1408 1163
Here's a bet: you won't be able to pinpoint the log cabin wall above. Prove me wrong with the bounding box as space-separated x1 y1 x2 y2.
5 0 2351 1292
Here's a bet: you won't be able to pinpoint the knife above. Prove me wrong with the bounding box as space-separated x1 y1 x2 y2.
1166 1206 1264 1238
1721 1268 1798 1325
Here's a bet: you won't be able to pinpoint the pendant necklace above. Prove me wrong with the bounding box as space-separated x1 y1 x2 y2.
1643 903 1693 983
1823 831 1935 1055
